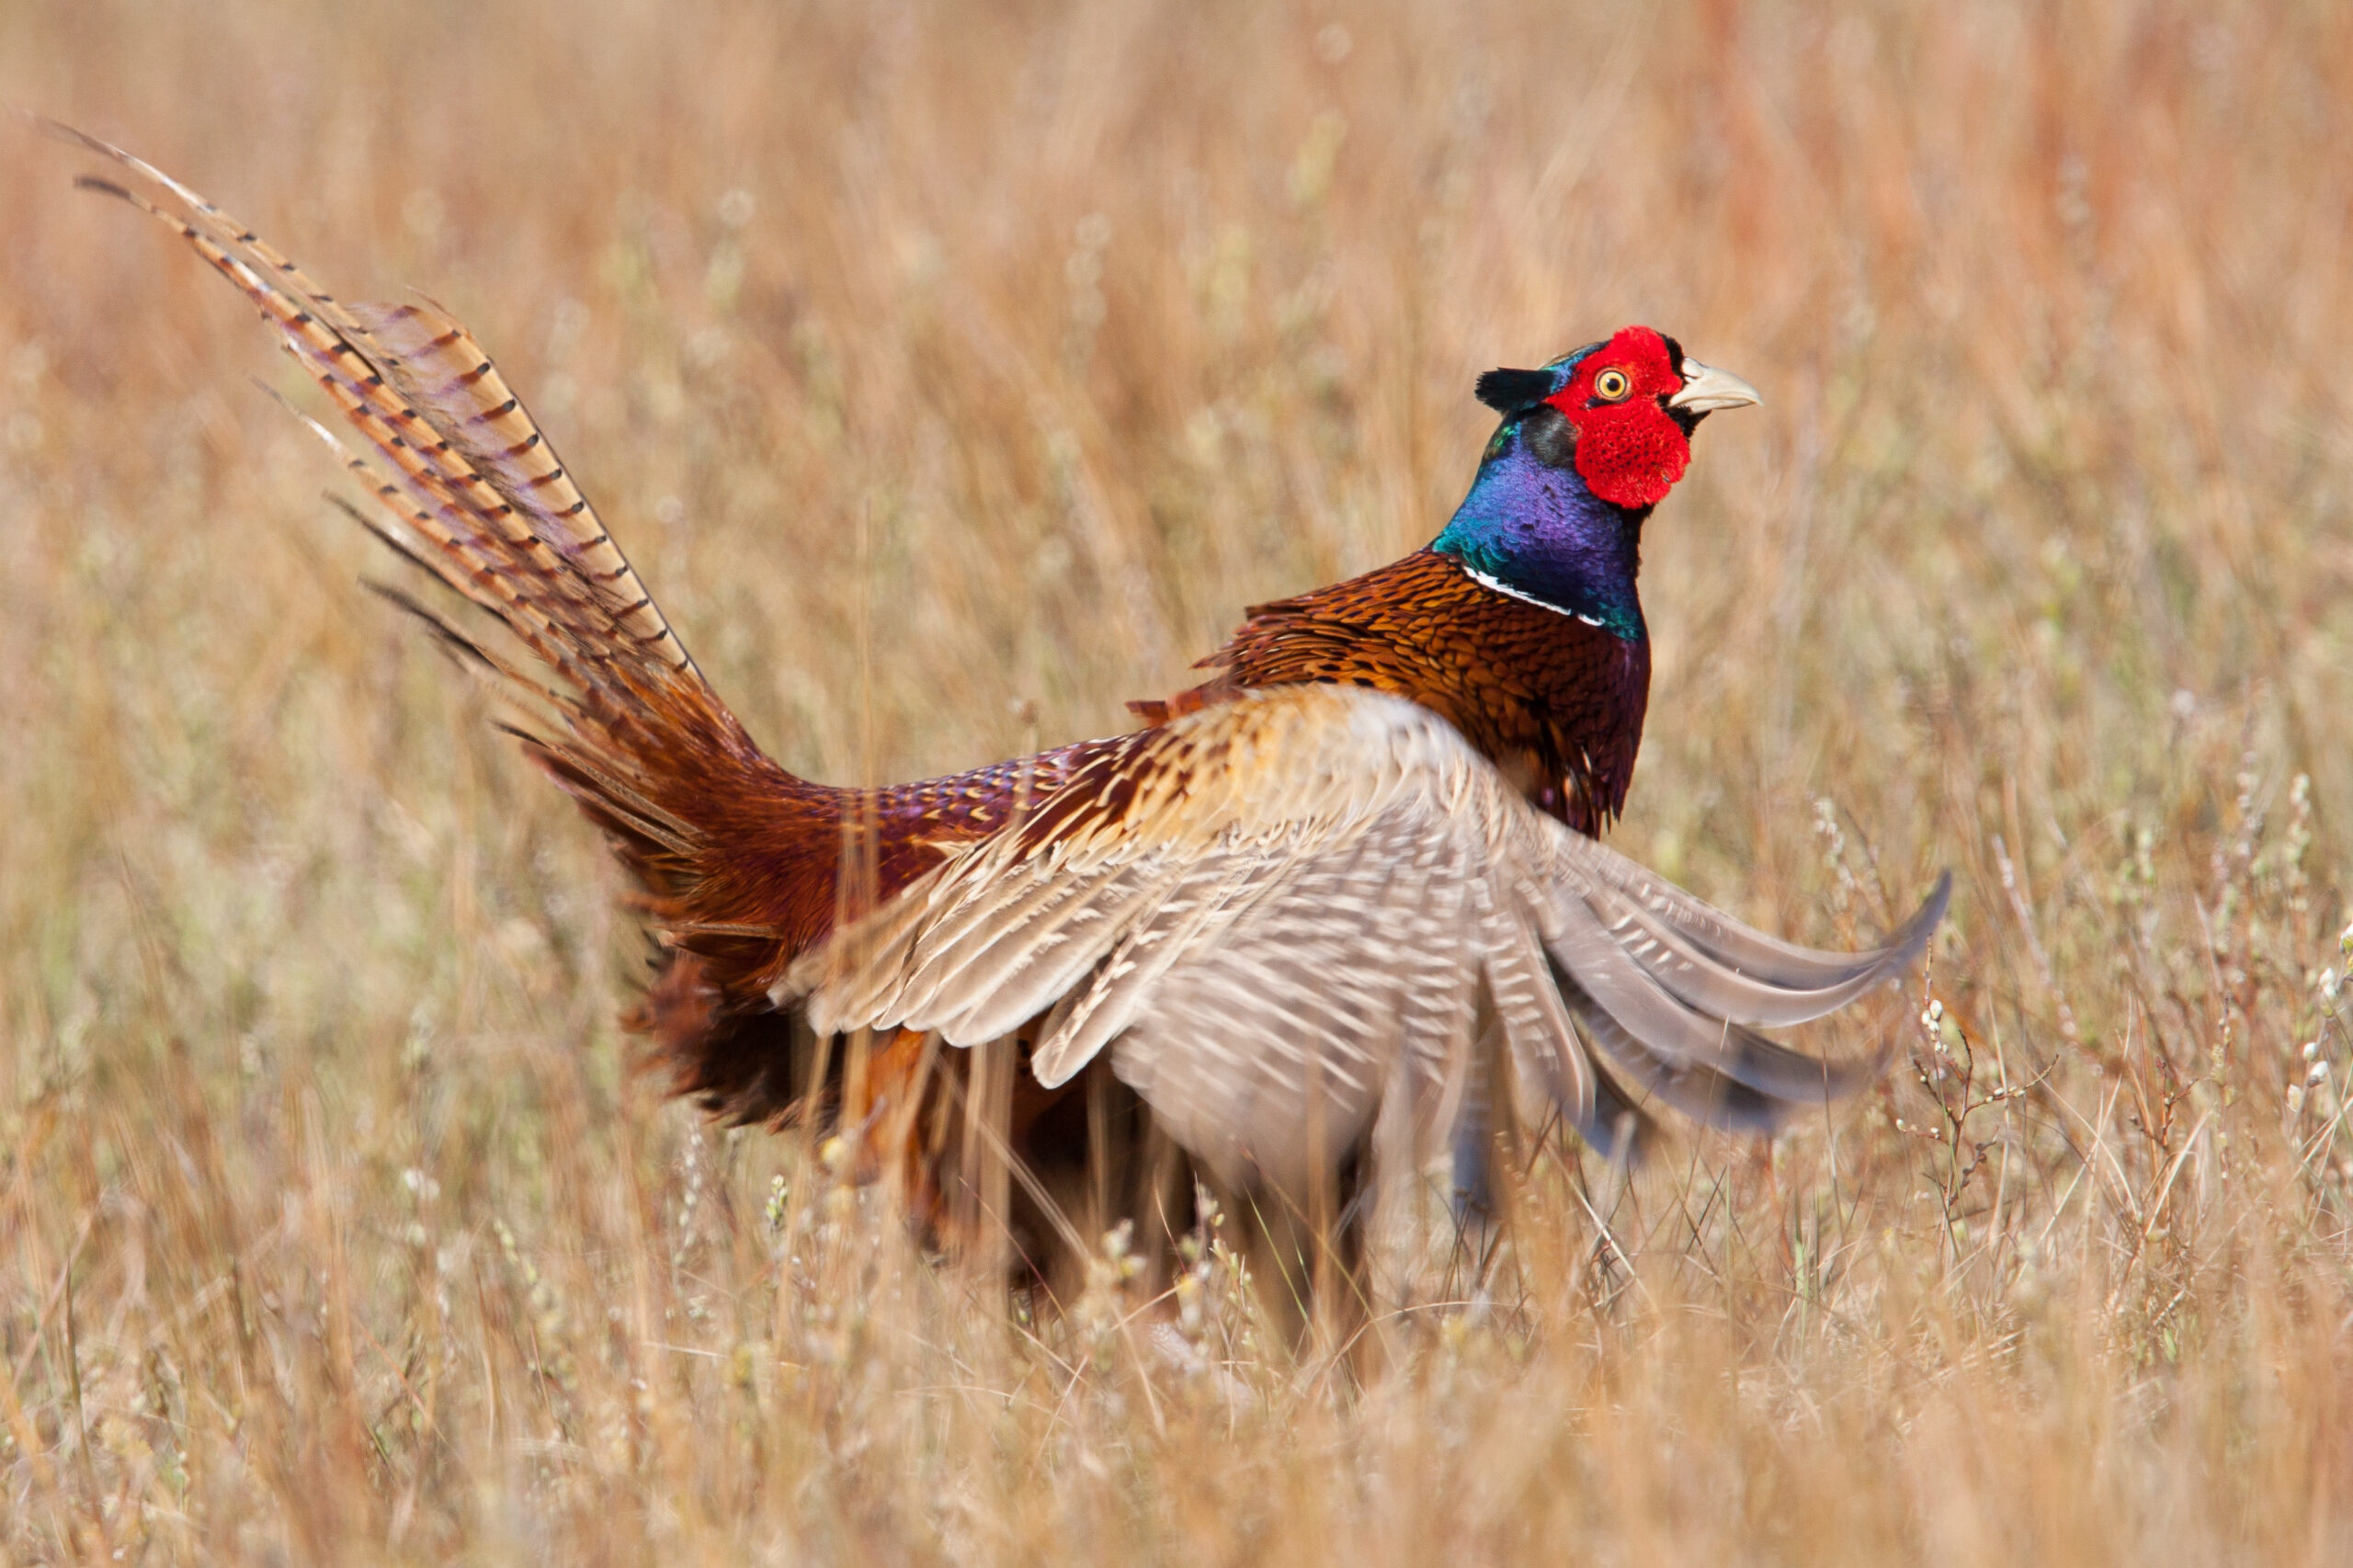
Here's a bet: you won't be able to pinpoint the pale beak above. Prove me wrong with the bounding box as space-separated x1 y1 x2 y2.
1666 358 1761 415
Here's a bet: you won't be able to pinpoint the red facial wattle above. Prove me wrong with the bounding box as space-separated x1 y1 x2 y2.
1544 325 1692 510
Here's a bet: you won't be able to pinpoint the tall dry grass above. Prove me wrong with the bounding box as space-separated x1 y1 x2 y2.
3 0 2351 1560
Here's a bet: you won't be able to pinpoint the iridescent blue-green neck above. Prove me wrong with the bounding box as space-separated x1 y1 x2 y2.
1429 416 1646 642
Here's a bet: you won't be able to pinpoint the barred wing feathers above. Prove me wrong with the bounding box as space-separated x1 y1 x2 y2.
789 687 1946 1183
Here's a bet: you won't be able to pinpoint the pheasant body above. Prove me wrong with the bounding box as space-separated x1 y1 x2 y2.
1134 548 1649 835
66 124 1941 1312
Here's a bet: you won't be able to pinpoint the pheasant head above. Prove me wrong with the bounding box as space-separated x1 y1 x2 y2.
1432 326 1757 637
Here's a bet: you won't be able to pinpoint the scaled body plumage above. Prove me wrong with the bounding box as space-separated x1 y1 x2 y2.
1133 548 1650 835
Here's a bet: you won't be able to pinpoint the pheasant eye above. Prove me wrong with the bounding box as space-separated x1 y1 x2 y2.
1592 368 1631 402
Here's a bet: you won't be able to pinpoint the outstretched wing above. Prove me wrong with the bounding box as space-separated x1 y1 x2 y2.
787 686 1947 1186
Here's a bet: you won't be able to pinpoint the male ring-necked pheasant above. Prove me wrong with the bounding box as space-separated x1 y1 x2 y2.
61 125 1946 1305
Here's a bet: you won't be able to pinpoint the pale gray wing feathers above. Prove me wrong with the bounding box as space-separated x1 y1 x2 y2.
1557 833 1952 998
1105 805 1489 1186
790 688 1942 1179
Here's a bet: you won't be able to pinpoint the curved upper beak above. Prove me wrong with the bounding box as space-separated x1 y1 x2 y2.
1667 358 1761 415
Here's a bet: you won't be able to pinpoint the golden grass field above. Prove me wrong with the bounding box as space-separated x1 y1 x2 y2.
4 0 2352 1560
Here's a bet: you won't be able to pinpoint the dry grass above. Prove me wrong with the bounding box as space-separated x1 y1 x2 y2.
4 0 2352 1560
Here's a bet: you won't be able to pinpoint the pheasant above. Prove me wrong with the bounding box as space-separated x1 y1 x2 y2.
59 125 1946 1308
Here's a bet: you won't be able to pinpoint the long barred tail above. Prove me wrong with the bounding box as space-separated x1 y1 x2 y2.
51 120 837 1018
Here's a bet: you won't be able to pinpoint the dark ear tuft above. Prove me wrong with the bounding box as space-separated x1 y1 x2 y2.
1475 367 1558 414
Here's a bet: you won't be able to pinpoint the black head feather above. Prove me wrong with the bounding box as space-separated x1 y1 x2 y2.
1474 366 1560 414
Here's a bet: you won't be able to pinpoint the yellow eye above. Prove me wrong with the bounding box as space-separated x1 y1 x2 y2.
1593 368 1631 402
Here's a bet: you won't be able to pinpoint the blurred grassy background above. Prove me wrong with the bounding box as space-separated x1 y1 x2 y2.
3 0 2351 1561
